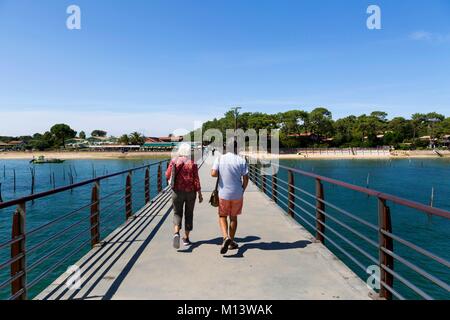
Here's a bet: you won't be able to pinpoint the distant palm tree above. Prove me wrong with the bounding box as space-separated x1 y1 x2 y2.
118 134 130 145
129 132 145 145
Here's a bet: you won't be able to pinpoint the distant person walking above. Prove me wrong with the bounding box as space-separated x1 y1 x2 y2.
211 139 249 255
166 143 203 249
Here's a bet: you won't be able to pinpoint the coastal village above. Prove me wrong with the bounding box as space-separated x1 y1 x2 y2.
0 135 190 152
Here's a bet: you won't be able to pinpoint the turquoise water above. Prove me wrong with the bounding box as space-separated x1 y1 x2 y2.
0 158 449 300
259 159 450 300
0 158 169 299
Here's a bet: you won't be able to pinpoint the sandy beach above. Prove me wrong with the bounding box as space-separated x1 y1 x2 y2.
0 151 172 160
1 150 449 161
242 150 450 160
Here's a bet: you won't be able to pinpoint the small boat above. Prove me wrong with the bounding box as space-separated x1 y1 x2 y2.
30 156 65 164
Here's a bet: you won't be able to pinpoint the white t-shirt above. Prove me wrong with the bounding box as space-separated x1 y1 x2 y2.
212 153 249 200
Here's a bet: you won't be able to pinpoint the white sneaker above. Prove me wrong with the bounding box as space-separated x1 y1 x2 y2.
173 233 180 249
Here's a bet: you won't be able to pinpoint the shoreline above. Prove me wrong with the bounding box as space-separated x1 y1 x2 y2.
1 150 449 161
242 150 450 160
0 151 172 160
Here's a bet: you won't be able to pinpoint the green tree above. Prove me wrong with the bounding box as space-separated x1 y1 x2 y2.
118 134 130 145
129 132 145 145
91 130 107 137
50 124 77 148
278 110 309 135
309 107 334 138
79 131 86 139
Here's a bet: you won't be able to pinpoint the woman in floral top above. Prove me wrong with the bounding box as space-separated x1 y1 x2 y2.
165 143 203 248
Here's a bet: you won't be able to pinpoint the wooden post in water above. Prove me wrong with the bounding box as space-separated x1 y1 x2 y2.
125 172 132 219
145 167 150 204
378 198 394 300
315 179 325 244
90 181 100 247
29 168 35 196
11 202 27 300
13 169 16 193
287 170 295 218
0 183 3 203
430 187 435 207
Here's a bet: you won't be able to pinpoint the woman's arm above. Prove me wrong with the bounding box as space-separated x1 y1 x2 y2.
165 160 173 180
193 164 203 203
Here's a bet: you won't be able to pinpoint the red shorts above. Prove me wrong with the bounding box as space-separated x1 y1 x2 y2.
219 198 244 217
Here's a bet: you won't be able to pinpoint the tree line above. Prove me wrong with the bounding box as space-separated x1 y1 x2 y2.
197 108 450 149
0 124 146 151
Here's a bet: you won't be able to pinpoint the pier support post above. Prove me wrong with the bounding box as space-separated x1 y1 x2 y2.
11 202 27 300
378 198 394 300
315 179 325 243
125 172 132 219
157 164 162 193
271 167 278 204
145 167 150 204
288 170 295 218
90 181 100 247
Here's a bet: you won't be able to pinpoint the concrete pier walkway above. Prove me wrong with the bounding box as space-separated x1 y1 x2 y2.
37 155 372 300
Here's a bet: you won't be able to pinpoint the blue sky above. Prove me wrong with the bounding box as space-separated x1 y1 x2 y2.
1 0 450 136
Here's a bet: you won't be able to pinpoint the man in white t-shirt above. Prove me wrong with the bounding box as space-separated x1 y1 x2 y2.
211 139 249 255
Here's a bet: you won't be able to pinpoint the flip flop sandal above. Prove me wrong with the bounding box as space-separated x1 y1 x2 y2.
228 241 239 250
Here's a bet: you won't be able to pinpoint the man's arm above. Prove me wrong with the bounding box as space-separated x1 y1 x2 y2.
211 157 219 177
242 175 249 192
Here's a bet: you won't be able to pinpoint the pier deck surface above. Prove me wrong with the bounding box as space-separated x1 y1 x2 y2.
37 155 372 300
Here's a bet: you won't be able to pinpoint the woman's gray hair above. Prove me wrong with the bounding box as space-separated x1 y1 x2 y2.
177 143 192 157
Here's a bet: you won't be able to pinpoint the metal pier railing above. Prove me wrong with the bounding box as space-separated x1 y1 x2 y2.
247 157 450 300
0 159 170 300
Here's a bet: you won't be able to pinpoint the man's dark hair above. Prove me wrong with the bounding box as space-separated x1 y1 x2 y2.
226 137 238 154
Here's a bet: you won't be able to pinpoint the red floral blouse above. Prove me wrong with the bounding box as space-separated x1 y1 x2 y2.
165 157 201 192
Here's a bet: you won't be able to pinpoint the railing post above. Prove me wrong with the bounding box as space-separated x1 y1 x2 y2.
145 167 150 204
262 170 266 195
271 166 278 204
125 172 132 219
90 181 100 247
378 198 394 300
315 179 325 243
157 163 162 193
11 202 27 300
288 170 295 218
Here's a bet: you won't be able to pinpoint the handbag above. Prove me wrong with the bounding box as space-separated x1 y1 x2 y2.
209 176 220 207
209 157 220 207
